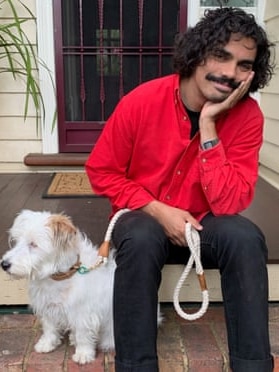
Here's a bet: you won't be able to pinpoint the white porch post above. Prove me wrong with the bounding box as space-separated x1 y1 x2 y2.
36 0 58 154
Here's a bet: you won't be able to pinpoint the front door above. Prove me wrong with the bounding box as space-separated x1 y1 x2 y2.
53 0 188 152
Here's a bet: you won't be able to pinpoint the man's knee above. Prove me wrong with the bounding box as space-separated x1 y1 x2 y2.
112 210 168 264
202 214 268 267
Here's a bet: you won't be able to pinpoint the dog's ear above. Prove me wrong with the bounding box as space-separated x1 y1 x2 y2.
46 214 77 249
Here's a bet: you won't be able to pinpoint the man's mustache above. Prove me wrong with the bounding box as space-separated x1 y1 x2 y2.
206 73 241 90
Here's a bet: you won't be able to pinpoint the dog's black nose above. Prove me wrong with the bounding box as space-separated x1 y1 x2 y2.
1 260 11 271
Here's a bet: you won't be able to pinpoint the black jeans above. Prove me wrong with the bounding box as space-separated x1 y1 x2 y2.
112 211 273 372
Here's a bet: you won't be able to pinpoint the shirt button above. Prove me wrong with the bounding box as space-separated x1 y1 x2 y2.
204 186 208 191
166 195 171 200
183 116 187 121
202 158 207 163
176 170 181 175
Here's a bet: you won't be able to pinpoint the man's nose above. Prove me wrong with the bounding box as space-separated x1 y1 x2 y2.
222 61 237 79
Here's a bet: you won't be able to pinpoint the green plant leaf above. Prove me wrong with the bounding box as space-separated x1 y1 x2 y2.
0 0 56 131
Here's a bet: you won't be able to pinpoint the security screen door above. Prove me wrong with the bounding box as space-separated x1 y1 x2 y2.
53 0 187 152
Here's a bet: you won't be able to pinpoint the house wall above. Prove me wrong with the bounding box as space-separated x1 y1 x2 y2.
260 0 279 189
0 0 42 172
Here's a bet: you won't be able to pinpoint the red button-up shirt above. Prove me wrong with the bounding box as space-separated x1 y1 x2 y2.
85 74 263 221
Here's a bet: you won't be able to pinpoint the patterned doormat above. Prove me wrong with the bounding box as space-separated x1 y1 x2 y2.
43 172 102 198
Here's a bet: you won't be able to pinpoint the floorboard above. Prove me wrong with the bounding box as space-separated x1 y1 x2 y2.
242 177 279 262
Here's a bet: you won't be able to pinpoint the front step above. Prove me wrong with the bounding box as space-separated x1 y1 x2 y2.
1 264 278 305
23 153 89 166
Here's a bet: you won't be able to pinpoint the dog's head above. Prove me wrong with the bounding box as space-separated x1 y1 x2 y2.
1 209 79 280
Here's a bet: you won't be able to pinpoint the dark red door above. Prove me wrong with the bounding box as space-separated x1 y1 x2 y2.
53 0 188 152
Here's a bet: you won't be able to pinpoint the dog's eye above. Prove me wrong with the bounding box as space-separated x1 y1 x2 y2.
9 238 17 249
29 241 38 249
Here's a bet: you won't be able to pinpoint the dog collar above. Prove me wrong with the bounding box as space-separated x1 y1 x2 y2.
51 255 81 281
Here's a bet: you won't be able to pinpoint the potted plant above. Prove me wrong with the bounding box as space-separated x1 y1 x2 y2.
0 0 54 130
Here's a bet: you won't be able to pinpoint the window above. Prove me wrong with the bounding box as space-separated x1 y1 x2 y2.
200 0 258 17
200 0 256 6
188 0 263 29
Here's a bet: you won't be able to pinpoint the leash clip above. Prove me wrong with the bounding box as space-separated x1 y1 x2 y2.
78 265 90 274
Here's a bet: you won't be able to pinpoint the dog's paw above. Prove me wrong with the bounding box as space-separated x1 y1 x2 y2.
72 348 96 364
34 336 61 353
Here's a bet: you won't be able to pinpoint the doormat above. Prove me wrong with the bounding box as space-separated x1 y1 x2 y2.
43 172 102 198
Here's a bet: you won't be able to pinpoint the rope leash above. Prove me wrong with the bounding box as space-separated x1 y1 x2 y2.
173 223 209 320
77 209 131 274
92 209 209 320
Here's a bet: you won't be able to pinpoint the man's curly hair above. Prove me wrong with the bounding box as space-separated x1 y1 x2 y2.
173 7 275 93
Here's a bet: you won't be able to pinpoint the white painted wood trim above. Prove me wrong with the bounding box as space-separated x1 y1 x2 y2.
187 0 200 27
36 0 58 154
1 264 278 304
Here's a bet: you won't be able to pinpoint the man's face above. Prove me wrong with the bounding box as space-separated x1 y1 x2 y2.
193 34 257 104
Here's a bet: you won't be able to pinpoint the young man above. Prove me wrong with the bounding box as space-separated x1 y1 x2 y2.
86 7 275 372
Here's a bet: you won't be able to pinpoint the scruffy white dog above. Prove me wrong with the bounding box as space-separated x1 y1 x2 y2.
0 209 116 364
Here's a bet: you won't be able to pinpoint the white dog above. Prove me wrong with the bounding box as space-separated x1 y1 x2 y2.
1 209 117 364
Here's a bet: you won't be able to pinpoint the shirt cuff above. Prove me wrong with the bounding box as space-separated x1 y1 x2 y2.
198 141 226 171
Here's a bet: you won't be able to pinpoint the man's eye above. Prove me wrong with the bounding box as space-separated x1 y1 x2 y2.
212 50 227 61
239 63 253 72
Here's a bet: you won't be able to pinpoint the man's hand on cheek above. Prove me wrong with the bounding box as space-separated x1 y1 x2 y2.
200 71 255 123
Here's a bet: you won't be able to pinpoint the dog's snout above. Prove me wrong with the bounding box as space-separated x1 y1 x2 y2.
1 260 11 271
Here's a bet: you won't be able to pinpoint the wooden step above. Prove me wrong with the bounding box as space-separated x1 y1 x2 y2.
24 153 89 166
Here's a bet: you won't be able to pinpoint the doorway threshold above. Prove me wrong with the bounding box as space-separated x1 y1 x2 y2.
24 153 89 167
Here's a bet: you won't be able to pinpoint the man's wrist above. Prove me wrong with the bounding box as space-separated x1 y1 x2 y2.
141 200 160 215
201 138 219 150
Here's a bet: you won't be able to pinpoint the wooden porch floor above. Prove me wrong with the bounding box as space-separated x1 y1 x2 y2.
0 173 111 256
0 173 278 262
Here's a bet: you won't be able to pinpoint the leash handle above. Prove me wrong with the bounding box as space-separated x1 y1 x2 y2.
99 210 209 320
173 223 209 320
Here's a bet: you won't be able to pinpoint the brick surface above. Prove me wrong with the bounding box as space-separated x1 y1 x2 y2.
0 314 36 329
274 356 279 372
67 356 105 372
211 321 229 356
106 352 116 372
270 322 279 356
158 308 185 366
0 304 278 371
174 304 225 324
67 346 111 371
158 359 186 372
0 329 33 370
27 348 66 371
180 323 225 371
26 364 64 372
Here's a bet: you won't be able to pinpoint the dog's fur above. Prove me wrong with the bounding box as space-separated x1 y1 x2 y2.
1 209 116 364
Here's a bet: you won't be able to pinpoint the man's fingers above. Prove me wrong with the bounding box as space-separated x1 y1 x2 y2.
185 214 203 231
